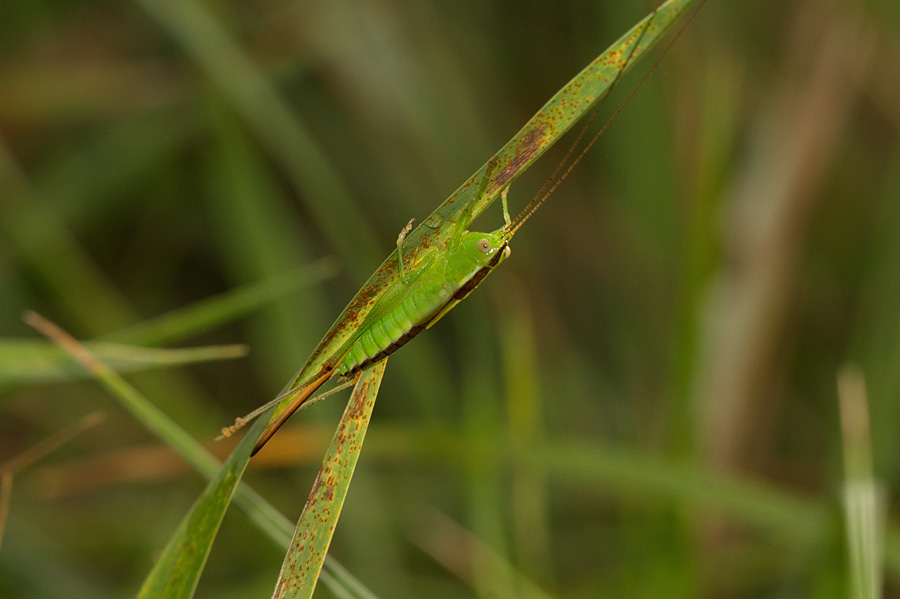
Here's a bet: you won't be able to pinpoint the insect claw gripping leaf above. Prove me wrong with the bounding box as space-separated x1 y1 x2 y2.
501 187 512 227
452 156 500 246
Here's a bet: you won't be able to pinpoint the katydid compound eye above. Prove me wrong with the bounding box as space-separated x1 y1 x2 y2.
477 238 491 253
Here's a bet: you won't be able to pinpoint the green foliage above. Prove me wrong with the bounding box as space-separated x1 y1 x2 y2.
1 0 899 598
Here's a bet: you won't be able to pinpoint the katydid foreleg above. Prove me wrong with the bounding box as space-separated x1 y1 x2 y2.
395 217 416 282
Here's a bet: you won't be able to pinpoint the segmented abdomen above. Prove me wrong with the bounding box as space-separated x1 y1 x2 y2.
337 278 450 376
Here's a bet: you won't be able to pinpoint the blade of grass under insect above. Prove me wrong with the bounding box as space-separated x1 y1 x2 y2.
0 340 246 388
267 0 697 425
100 259 338 347
272 359 386 599
22 312 376 599
134 411 272 598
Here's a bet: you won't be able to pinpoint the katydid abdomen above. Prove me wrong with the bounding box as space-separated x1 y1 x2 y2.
251 230 511 454
339 230 511 376
337 276 450 376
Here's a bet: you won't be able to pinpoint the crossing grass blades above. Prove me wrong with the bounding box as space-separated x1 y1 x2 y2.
138 1 708 597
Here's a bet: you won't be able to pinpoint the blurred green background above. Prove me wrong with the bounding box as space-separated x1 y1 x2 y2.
2 0 900 597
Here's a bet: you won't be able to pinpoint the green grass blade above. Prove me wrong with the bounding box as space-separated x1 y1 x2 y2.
839 366 885 599
272 360 386 599
0 339 246 388
13 4 695 595
136 424 262 599
22 312 374 599
101 259 338 347
23 312 246 599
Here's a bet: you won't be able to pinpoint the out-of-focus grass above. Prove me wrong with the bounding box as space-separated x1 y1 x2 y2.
1 1 899 598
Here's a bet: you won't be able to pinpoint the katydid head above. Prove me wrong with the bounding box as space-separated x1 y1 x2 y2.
460 230 510 267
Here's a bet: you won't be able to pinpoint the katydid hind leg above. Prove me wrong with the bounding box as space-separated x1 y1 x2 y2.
251 367 334 456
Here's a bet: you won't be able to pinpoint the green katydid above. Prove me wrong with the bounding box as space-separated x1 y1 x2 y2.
219 0 705 456
246 177 529 455
220 166 544 454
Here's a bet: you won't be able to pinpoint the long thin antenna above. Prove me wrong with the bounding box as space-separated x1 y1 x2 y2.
505 0 708 238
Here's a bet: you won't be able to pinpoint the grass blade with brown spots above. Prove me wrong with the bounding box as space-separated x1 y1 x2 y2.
22 311 373 599
93 2 698 595
272 360 387 599
266 0 698 431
